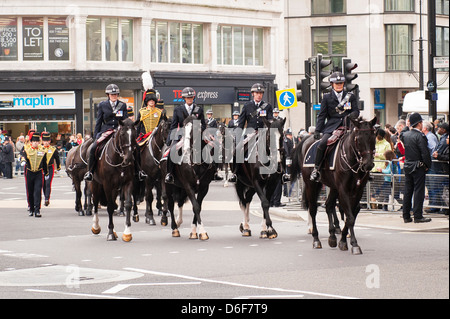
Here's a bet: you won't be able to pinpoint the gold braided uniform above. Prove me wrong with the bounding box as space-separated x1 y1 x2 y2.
139 107 163 134
24 145 47 172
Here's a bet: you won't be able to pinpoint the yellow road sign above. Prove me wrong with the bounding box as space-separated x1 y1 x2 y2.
276 88 298 110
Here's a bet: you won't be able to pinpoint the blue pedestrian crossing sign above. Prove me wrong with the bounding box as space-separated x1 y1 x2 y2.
276 88 298 110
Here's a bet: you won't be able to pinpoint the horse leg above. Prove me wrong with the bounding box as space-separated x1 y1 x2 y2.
166 187 179 237
118 190 125 217
145 184 156 225
236 181 253 236
91 183 101 234
254 182 277 239
132 186 139 223
74 179 84 216
325 189 338 248
339 197 362 254
122 184 133 242
195 184 211 241
307 182 322 249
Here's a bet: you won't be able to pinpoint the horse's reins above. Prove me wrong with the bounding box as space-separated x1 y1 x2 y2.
339 127 375 174
103 130 134 168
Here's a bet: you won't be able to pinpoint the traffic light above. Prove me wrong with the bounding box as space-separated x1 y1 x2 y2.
315 54 332 102
296 79 310 104
342 58 358 92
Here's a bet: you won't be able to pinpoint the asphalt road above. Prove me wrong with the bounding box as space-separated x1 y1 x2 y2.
0 174 448 304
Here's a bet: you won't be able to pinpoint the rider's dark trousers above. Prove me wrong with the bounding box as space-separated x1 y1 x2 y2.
315 133 331 167
43 164 55 201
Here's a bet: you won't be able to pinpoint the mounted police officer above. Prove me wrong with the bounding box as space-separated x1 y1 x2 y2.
84 84 146 181
206 109 218 128
238 83 273 133
165 87 206 184
228 111 240 129
273 108 282 120
41 132 61 207
20 132 48 217
310 72 359 182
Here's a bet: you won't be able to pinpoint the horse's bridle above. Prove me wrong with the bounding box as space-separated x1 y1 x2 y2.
104 129 135 168
340 127 375 174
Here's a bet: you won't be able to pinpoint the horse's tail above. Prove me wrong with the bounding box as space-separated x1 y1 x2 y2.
290 137 307 184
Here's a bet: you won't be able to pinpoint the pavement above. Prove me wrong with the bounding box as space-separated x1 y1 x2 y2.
264 201 449 233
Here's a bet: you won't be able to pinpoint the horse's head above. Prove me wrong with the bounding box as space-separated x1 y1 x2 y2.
262 117 286 163
350 116 377 172
160 118 172 142
118 118 137 166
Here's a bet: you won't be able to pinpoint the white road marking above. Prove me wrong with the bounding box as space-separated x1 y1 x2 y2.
123 267 358 299
25 289 135 299
103 281 202 294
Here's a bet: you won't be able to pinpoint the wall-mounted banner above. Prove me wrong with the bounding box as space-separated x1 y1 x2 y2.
157 87 235 104
0 91 76 110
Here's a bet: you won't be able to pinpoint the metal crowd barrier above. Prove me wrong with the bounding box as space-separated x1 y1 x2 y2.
288 159 449 212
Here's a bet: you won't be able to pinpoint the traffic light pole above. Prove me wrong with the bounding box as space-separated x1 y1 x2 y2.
304 60 312 129
427 0 437 121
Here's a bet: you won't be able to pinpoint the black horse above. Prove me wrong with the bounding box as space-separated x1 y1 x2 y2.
161 115 217 240
291 116 377 254
140 118 171 226
90 118 138 242
65 138 93 216
233 118 286 239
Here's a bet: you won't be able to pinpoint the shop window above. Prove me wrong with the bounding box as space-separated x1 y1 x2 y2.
0 17 18 61
86 17 133 62
23 17 44 61
48 17 69 60
150 21 203 64
217 25 264 66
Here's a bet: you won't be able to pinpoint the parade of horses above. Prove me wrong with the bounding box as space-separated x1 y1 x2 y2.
24 71 373 256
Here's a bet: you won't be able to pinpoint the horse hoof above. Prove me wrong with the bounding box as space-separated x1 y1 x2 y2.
148 218 156 226
313 241 322 249
78 210 85 216
268 229 278 239
107 233 117 241
91 227 101 235
351 246 363 255
241 229 252 237
122 234 133 242
189 232 198 240
172 229 180 237
260 231 268 239
239 223 244 233
133 215 139 223
161 215 168 226
338 240 348 251
86 210 92 216
199 233 209 241
328 237 337 248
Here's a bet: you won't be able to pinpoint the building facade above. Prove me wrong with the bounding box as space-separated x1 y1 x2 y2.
285 0 449 134
0 0 286 140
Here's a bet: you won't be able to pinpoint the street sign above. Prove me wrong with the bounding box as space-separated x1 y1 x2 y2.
434 57 449 69
276 88 298 110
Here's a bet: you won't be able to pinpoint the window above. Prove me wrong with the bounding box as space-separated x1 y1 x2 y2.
86 17 133 62
150 21 203 64
312 26 346 67
312 0 346 15
437 0 449 15
384 0 414 12
217 25 264 66
436 26 449 70
386 24 412 71
0 17 69 62
0 18 18 61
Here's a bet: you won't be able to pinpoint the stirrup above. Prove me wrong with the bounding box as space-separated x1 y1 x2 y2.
84 171 93 181
165 173 174 184
310 168 320 182
282 174 291 184
228 174 237 183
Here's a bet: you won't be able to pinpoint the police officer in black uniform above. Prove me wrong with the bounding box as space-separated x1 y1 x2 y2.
206 109 218 128
228 111 240 129
401 113 432 223
238 83 273 132
84 84 146 181
165 87 206 184
310 72 359 182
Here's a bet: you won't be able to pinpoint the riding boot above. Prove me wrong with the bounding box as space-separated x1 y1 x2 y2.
310 147 325 182
84 146 97 181
134 148 147 181
165 158 175 184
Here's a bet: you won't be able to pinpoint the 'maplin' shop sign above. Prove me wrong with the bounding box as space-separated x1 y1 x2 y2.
0 91 76 110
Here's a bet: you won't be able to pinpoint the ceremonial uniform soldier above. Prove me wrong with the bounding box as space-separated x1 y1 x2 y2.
238 83 273 132
310 72 359 182
165 87 205 184
41 132 61 206
206 109 218 128
20 132 48 217
136 89 165 141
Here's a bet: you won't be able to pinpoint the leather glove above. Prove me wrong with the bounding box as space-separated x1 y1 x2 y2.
314 131 321 140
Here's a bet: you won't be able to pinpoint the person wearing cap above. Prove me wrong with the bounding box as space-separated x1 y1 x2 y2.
310 71 359 182
84 84 140 181
238 83 273 133
206 109 218 128
273 108 282 120
165 87 205 184
41 132 61 206
136 89 165 141
400 112 432 223
20 132 48 217
228 111 240 129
